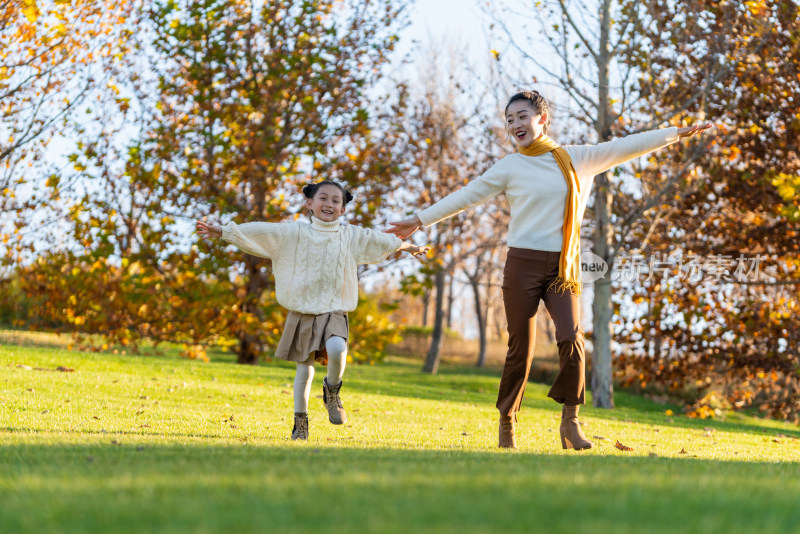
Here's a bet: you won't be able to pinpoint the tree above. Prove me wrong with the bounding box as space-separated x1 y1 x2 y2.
0 1 133 252
18 0 411 363
397 46 508 374
613 0 800 420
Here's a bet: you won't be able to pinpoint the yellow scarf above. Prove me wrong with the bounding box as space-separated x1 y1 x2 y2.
519 135 582 296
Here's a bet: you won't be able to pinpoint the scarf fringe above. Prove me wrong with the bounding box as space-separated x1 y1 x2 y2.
548 277 583 296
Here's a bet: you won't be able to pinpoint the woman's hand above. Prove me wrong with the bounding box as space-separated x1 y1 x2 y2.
196 220 222 239
677 122 713 139
385 215 423 239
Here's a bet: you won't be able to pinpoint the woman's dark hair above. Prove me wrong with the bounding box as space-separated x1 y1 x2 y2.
505 90 551 135
302 180 354 204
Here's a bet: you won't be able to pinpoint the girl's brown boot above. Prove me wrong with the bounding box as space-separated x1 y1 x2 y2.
560 405 592 450
498 413 517 449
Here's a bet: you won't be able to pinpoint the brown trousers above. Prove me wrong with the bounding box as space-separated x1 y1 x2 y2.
496 248 586 415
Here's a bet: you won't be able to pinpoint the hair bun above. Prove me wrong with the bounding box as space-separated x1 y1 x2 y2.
302 183 315 199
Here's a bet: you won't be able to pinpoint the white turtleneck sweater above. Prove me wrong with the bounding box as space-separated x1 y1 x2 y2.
418 128 680 252
220 216 402 315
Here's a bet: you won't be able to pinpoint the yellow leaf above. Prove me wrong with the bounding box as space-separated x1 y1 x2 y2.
23 2 39 23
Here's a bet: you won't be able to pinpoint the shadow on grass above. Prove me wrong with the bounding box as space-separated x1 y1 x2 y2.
1 441 799 534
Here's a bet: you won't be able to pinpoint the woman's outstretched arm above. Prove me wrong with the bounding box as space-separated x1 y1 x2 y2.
385 161 509 239
677 122 713 138
385 215 423 239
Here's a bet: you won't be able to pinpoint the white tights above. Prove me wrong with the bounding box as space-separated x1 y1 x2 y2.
293 336 347 413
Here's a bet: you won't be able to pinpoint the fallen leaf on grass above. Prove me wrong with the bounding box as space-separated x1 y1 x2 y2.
615 440 634 451
679 448 688 454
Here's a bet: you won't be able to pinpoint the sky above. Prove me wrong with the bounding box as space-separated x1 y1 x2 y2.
402 0 489 50
395 0 496 83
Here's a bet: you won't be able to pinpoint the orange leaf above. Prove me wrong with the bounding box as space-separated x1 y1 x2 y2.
615 440 634 451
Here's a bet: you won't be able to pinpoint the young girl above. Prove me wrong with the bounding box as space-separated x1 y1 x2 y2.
197 180 428 440
388 90 711 450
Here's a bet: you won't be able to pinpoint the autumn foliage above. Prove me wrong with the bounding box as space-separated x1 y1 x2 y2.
614 0 800 421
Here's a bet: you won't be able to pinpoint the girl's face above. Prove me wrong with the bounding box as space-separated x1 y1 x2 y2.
306 184 346 222
506 100 547 147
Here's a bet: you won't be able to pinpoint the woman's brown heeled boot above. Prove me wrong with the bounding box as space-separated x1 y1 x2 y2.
560 404 592 450
499 413 517 449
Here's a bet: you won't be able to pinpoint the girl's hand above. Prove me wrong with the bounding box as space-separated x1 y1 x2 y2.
385 215 423 239
196 220 222 239
408 244 431 261
398 242 430 261
677 122 713 139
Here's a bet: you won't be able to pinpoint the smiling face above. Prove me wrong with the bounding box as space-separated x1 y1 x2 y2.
506 100 548 148
306 184 346 222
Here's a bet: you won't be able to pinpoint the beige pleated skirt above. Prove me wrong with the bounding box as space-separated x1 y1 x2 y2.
274 310 349 364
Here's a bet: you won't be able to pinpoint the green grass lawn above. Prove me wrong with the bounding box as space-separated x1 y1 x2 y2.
2 333 799 534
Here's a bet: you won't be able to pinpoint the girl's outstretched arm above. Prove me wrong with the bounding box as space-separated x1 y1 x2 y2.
196 220 222 239
197 219 286 259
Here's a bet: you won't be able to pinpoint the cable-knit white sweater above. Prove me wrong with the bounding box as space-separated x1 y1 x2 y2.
220 216 402 315
418 128 680 252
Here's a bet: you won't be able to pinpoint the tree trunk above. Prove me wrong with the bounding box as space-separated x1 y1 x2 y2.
470 277 488 367
446 273 454 330
589 0 615 406
421 289 430 328
236 256 267 365
591 172 615 407
237 331 261 365
423 269 446 374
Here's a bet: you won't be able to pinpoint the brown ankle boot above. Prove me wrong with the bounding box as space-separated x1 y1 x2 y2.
498 413 517 449
322 378 347 425
561 404 592 450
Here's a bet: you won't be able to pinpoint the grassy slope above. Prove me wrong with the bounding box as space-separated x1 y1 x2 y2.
1 338 799 534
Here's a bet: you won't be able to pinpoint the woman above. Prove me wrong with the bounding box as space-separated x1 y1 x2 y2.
387 90 711 450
